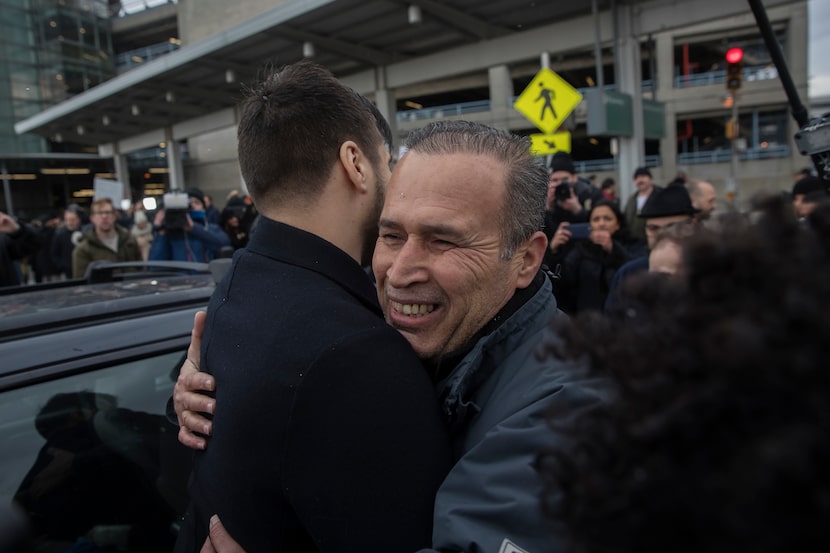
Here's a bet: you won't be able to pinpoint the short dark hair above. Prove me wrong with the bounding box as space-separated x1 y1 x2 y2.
237 60 390 207
633 166 652 179
404 121 547 259
537 196 830 552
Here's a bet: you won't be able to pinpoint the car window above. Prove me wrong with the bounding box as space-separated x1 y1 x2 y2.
0 350 191 552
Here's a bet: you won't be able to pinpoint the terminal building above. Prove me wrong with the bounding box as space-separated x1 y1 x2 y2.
1 0 813 217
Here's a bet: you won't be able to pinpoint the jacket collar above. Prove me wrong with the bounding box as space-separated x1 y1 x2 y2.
246 216 381 316
436 274 559 436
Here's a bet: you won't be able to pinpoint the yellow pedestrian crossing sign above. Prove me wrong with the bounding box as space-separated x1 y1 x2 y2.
514 68 583 134
529 131 571 156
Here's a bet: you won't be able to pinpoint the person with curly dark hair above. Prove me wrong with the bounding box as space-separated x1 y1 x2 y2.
536 195 830 553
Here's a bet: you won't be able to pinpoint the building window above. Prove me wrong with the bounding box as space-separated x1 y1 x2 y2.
674 28 786 88
677 108 790 164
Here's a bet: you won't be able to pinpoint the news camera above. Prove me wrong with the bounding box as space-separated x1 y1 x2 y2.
554 182 572 202
794 113 830 180
162 192 190 231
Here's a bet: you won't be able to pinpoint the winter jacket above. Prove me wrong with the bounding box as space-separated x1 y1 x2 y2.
72 225 142 278
175 217 450 552
1 223 42 287
148 222 230 263
422 275 608 553
557 236 632 314
623 185 663 245
51 225 82 278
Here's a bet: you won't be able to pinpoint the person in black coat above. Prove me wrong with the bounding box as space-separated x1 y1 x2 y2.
173 61 451 553
556 200 636 314
50 205 84 279
0 211 43 288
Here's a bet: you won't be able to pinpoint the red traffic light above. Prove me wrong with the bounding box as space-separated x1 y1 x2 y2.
726 47 744 64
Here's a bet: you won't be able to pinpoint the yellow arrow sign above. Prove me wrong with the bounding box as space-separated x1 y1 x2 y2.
529 131 572 156
514 68 583 134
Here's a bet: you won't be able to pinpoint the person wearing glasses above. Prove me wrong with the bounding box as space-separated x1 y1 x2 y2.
604 185 698 312
72 197 142 278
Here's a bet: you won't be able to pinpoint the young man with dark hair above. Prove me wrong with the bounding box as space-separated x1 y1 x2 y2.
173 61 451 553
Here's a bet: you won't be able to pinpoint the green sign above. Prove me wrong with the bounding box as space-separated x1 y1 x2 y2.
642 99 665 139
586 89 633 137
585 88 666 139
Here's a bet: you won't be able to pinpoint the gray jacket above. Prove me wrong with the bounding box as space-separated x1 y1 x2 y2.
422 275 607 553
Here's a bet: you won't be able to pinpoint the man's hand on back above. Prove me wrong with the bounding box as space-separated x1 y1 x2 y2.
175 311 217 450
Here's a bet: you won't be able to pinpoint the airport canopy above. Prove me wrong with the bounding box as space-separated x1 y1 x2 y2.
15 0 602 146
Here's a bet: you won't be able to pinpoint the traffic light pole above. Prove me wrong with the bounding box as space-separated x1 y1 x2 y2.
729 92 740 204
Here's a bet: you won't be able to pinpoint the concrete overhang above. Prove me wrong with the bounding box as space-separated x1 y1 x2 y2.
15 0 796 150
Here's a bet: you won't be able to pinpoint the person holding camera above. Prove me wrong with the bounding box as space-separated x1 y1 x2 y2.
543 152 604 276
149 187 230 263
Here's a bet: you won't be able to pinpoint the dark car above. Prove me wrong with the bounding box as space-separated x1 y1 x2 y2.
0 260 227 553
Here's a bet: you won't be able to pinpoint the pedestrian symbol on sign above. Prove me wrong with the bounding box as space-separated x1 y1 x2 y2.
536 83 557 120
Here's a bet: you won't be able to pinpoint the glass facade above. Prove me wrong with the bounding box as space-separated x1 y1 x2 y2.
0 0 114 153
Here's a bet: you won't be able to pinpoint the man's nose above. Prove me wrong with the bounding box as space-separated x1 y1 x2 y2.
385 239 429 288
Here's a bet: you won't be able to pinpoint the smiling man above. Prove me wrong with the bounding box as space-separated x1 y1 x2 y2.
374 144 534 363
176 121 606 553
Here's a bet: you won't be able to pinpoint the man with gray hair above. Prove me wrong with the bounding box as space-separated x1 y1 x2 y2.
175 120 605 553
686 179 717 222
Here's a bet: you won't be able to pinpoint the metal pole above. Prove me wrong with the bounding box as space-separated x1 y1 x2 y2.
729 93 740 204
592 0 604 89
747 0 808 127
1 164 13 216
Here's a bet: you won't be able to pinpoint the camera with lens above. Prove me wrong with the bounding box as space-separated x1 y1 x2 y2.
162 192 190 231
554 182 572 202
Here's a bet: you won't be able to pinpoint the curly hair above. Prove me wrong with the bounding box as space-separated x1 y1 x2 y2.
536 195 830 553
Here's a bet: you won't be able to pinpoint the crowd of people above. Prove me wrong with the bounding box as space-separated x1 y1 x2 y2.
3 59 829 553
0 189 257 287
165 62 830 553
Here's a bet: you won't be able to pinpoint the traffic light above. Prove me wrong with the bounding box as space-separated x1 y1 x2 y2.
725 47 744 91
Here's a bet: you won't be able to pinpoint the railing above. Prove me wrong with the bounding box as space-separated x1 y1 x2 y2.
674 65 778 88
396 99 493 122
571 155 662 173
396 81 655 124
677 144 790 164
116 41 180 72
563 146 788 173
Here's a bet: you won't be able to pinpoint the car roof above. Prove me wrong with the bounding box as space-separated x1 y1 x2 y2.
0 260 227 386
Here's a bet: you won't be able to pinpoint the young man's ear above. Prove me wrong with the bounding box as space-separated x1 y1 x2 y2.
338 140 369 193
515 231 548 289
